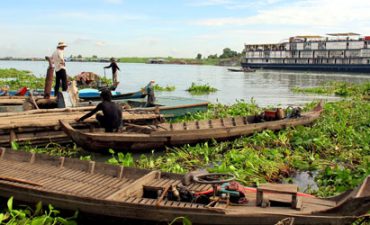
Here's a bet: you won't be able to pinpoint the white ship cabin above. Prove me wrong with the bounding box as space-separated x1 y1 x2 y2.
244 33 370 65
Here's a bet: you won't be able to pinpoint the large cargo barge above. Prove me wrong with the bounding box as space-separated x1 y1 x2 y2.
241 33 370 73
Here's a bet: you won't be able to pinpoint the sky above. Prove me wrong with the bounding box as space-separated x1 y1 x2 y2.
1 0 370 58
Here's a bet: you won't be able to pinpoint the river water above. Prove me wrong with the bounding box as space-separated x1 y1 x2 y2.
1 60 369 107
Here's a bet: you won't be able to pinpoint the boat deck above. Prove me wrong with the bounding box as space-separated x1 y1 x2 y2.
0 148 338 217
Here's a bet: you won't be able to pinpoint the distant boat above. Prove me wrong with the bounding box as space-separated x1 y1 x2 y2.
242 33 370 72
0 148 369 225
227 67 256 72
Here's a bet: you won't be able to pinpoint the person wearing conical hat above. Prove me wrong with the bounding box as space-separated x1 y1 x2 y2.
104 57 120 89
51 41 68 96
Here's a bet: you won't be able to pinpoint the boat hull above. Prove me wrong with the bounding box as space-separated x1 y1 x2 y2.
78 89 147 100
0 149 368 225
241 63 370 73
60 102 324 152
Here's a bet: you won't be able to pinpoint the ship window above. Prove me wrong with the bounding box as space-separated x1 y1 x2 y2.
368 60 370 64
266 59 268 63
295 59 297 64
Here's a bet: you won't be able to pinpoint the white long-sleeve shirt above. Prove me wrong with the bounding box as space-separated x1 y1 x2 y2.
51 49 65 72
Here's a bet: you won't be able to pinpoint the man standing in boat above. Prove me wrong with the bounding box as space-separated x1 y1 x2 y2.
104 57 120 89
51 42 68 96
76 88 122 132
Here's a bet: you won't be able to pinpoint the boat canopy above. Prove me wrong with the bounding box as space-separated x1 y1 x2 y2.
295 35 323 39
327 32 360 36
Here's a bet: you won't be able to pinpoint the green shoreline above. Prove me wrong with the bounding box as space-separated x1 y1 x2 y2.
0 56 240 66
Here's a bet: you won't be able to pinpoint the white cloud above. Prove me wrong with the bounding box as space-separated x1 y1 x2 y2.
57 11 146 22
95 41 106 47
193 0 370 29
71 38 108 47
187 0 283 9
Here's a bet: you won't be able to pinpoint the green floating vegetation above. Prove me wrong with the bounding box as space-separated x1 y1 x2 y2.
186 82 218 95
11 141 87 159
0 197 77 225
292 81 370 97
153 84 176 92
0 68 44 90
175 99 260 121
107 95 369 197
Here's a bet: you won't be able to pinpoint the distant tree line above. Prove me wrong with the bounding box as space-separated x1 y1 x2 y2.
196 48 242 60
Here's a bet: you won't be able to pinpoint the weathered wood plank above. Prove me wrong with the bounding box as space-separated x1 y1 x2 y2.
106 170 161 200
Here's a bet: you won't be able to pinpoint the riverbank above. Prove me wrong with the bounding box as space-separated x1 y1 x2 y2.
0 56 240 66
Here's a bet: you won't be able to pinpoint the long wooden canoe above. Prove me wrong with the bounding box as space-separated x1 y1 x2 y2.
0 107 163 147
227 67 256 72
79 89 147 101
0 148 368 225
60 102 324 152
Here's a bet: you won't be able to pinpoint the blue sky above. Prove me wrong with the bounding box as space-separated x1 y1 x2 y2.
1 0 370 58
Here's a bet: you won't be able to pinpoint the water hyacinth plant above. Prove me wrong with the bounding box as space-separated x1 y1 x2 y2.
186 82 218 95
0 68 45 90
176 99 260 122
292 81 370 97
0 197 77 225
106 90 369 197
153 84 176 91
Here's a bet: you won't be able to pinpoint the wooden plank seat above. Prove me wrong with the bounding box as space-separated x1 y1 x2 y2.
256 184 302 209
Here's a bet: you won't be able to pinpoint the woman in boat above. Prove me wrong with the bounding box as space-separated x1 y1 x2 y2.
76 88 122 132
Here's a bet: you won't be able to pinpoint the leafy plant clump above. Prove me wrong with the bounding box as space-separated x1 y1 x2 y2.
174 99 261 122
0 68 45 90
11 141 87 158
0 197 77 225
292 81 370 97
186 82 218 95
153 84 176 92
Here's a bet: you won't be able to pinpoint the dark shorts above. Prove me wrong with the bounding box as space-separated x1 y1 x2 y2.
96 114 120 132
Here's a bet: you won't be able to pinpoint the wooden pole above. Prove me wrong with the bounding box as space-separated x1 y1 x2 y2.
44 56 54 99
29 91 40 110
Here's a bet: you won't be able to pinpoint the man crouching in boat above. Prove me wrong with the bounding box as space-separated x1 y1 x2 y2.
76 89 122 132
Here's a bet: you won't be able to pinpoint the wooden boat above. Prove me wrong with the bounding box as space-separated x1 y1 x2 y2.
0 96 208 147
0 148 369 225
125 96 209 117
78 88 147 101
2 88 146 102
0 107 163 147
227 67 256 72
60 102 324 152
